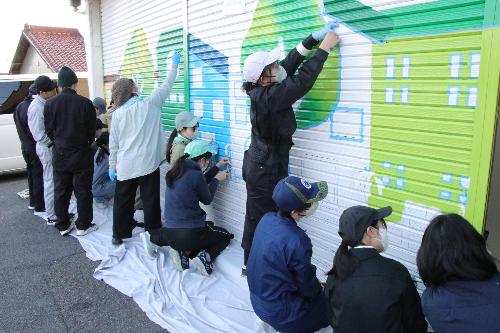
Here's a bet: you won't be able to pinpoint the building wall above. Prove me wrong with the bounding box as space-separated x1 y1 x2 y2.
100 0 500 287
18 45 52 74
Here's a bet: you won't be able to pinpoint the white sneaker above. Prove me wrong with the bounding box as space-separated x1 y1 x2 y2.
140 232 157 259
34 210 47 220
60 221 75 236
28 205 35 210
76 223 98 236
47 218 57 226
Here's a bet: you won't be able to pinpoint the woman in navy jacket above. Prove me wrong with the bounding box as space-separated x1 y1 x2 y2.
417 214 500 333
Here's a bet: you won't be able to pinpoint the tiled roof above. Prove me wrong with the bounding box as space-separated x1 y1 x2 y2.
10 24 87 74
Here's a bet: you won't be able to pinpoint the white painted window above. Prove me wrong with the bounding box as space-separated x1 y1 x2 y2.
192 67 203 88
330 107 364 142
470 53 480 78
193 100 204 117
385 87 394 103
448 87 459 106
450 54 461 79
401 87 409 104
402 56 411 78
212 100 224 121
386 57 395 79
467 87 478 108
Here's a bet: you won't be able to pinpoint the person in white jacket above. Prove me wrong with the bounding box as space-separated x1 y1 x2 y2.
27 76 57 225
109 51 180 245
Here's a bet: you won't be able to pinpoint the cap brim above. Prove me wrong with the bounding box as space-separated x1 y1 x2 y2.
184 116 202 128
305 181 328 203
264 47 281 66
374 206 392 220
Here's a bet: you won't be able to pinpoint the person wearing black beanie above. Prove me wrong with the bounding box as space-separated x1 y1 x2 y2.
44 66 98 236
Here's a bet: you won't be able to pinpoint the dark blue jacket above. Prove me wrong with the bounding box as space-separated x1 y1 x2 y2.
422 273 500 333
247 212 323 326
164 159 219 229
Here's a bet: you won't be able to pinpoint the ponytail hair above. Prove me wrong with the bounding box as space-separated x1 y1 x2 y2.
166 154 188 187
165 151 213 187
327 219 380 280
166 129 178 163
327 240 357 280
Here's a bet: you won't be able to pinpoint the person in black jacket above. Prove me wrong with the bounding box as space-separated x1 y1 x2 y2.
240 25 340 275
13 84 45 213
44 66 97 237
324 205 427 333
417 214 499 333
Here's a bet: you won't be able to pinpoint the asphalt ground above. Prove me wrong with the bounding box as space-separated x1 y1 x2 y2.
0 172 166 333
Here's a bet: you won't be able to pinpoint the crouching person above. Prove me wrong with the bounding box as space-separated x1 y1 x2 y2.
92 132 115 208
325 205 427 333
247 176 330 333
140 140 233 276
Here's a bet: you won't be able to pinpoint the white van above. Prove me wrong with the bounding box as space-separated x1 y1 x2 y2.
0 73 89 174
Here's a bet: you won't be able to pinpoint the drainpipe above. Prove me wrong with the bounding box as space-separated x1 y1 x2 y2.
84 0 104 99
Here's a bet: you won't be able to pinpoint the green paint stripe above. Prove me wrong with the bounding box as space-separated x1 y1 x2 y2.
468 27 500 230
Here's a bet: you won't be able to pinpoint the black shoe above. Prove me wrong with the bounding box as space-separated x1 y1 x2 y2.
112 237 123 245
169 248 190 271
135 222 145 228
241 265 247 277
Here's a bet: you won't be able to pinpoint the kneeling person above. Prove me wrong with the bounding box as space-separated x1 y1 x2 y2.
140 140 233 276
247 176 329 333
92 132 115 207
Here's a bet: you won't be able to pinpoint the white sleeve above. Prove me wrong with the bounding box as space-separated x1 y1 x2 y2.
146 64 178 112
108 114 119 170
27 103 51 146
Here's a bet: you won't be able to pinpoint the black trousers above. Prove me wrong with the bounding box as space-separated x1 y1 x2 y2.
22 148 45 211
113 168 161 239
53 167 93 230
150 222 233 261
241 151 287 265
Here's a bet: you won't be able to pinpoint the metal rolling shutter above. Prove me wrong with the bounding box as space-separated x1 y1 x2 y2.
100 0 499 286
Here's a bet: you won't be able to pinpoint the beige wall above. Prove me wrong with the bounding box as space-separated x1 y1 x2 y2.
18 45 52 74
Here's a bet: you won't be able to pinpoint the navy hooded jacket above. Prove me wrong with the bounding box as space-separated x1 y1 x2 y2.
247 212 324 326
422 273 500 333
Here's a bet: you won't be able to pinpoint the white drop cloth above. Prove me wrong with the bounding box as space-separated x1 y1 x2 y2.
68 203 332 333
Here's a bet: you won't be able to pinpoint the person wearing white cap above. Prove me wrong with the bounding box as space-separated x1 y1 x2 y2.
165 111 231 179
240 23 340 275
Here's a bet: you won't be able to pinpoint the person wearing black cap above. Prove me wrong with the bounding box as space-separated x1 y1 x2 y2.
324 205 427 333
44 66 97 236
240 25 340 276
27 76 57 224
14 84 45 213
247 176 329 333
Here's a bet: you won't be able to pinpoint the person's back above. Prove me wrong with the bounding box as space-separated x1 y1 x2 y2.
326 248 422 333
417 214 500 333
164 158 216 229
422 273 500 333
13 96 36 151
45 88 95 150
325 205 427 333
248 212 320 324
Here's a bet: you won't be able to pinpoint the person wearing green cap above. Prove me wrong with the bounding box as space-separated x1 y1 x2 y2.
139 139 233 276
165 111 230 179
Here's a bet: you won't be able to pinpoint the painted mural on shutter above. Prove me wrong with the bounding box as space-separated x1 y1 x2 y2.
101 0 500 286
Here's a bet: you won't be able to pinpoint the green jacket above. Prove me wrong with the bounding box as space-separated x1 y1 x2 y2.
169 136 191 165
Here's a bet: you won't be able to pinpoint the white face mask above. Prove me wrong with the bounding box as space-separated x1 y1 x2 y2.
378 227 389 252
299 201 319 218
275 65 287 83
